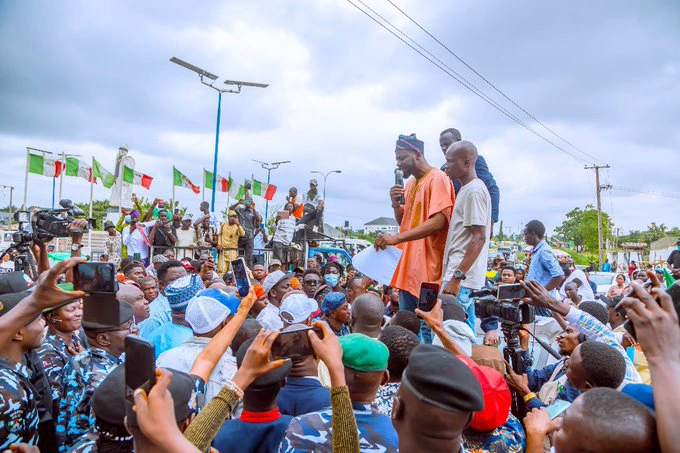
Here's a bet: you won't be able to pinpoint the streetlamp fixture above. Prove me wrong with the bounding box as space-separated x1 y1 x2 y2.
252 159 291 224
310 170 342 201
170 56 269 212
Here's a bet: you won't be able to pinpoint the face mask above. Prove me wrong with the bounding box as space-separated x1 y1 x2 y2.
325 274 340 287
125 215 131 223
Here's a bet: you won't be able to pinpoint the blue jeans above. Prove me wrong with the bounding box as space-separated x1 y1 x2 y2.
398 290 433 344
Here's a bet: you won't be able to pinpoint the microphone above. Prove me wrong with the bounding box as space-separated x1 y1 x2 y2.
520 327 562 360
394 169 405 205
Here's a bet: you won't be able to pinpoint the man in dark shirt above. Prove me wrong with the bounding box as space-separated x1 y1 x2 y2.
229 197 262 268
213 338 293 453
668 240 680 272
439 128 500 233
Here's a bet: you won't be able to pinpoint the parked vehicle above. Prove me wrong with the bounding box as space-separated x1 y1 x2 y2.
588 272 630 296
308 247 353 269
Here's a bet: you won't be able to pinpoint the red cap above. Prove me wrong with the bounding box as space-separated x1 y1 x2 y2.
253 284 266 299
183 262 196 272
459 355 511 431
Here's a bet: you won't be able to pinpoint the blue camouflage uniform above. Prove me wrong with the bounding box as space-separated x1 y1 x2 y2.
56 347 122 451
279 402 398 452
0 357 40 449
462 413 526 452
37 332 83 402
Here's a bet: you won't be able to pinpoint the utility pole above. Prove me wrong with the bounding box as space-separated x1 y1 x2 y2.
585 165 611 267
0 185 14 229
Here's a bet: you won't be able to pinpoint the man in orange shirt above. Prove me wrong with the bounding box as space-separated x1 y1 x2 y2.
375 133 455 342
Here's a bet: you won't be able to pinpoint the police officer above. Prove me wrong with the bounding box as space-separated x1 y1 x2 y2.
56 297 137 451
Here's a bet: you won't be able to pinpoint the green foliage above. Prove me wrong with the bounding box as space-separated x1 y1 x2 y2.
554 205 611 253
560 248 598 266
496 220 506 241
76 197 187 230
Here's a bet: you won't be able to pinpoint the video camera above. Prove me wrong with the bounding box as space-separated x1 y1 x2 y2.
13 199 94 244
472 285 535 325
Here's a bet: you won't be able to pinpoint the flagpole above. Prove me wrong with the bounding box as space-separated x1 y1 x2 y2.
226 171 231 212
202 168 205 203
58 152 65 204
172 166 176 213
88 156 94 252
23 148 30 209
51 176 56 209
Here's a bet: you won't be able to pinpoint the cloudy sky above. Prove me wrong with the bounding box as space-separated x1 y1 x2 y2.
1 0 678 235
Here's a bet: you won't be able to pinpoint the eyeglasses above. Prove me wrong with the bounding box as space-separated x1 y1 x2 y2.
303 279 320 286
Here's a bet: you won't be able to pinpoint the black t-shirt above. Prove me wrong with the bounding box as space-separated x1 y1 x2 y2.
668 249 680 269
152 223 176 247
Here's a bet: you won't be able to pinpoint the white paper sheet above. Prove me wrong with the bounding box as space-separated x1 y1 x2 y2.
351 245 403 287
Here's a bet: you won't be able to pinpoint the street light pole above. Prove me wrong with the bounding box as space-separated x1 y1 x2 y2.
170 57 268 213
0 185 14 229
252 160 291 225
311 170 342 201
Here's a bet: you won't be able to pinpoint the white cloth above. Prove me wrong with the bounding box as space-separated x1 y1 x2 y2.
442 179 491 289
432 320 476 355
302 191 323 209
176 228 196 260
253 230 266 255
156 336 237 403
559 269 595 301
122 223 150 260
273 218 305 246
256 303 283 331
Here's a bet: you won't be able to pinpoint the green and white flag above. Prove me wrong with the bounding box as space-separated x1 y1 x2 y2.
173 167 200 194
65 157 93 181
227 176 245 199
92 158 116 188
28 152 62 177
123 165 153 189
252 179 277 201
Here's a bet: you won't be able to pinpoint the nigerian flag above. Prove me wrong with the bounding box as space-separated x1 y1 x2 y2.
228 175 246 199
92 158 116 188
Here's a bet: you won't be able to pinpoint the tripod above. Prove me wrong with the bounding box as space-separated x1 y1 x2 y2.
501 321 532 420
0 243 38 280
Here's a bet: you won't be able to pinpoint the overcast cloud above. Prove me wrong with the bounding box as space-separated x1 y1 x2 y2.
1 0 678 234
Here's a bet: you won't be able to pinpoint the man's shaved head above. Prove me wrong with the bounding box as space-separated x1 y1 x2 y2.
446 140 478 160
445 140 478 181
350 293 385 338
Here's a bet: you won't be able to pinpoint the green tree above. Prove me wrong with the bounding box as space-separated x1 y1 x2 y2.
496 220 506 241
644 222 667 244
555 205 611 253
76 197 186 230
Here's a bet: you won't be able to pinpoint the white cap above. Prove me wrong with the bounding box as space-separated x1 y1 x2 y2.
432 320 476 356
185 295 231 334
280 292 318 324
263 270 290 295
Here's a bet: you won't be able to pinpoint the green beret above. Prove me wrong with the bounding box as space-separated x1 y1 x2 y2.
339 333 389 372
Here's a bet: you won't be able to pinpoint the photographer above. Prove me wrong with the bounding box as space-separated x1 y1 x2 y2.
148 210 177 258
519 280 642 385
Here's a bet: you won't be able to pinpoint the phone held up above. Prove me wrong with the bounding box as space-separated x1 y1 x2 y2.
231 257 251 298
271 326 324 360
496 283 526 301
73 262 118 293
418 282 440 313
124 337 156 417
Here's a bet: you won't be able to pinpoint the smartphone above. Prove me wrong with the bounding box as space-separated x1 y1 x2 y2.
497 283 526 300
277 211 290 220
394 169 405 205
73 262 117 293
133 252 141 261
418 282 440 312
545 399 571 419
125 337 156 411
271 326 324 360
624 282 680 341
231 257 251 298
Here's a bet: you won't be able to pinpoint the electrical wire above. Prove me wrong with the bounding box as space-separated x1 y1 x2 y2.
346 0 593 165
611 186 680 200
383 0 607 166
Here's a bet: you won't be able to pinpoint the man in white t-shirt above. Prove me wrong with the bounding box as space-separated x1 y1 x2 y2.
441 140 499 345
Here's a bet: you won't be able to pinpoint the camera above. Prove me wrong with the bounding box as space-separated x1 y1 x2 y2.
472 287 535 325
13 199 94 244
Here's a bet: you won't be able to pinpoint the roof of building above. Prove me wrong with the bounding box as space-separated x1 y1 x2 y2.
364 217 399 227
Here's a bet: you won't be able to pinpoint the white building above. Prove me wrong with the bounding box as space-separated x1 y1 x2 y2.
364 217 399 234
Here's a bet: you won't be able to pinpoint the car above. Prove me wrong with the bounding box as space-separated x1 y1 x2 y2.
308 247 353 270
588 272 630 296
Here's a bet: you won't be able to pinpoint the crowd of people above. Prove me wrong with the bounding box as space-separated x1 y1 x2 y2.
0 127 678 453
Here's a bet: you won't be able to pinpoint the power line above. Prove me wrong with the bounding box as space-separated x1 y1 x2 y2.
345 0 592 165
383 0 607 166
611 186 680 200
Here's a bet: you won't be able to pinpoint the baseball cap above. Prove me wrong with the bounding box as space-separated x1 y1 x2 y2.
82 298 134 330
269 259 282 267
197 287 241 314
279 292 317 324
310 179 318 186
0 271 34 296
186 294 232 334
461 355 512 431
263 270 291 295
432 320 476 356
339 333 389 372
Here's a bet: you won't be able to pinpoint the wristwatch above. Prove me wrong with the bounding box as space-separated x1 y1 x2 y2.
453 269 467 281
71 244 82 252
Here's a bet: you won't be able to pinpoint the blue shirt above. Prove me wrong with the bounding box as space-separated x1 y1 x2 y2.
277 376 331 417
147 323 193 359
138 293 172 339
214 414 293 453
602 262 611 272
527 240 565 288
452 155 500 223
